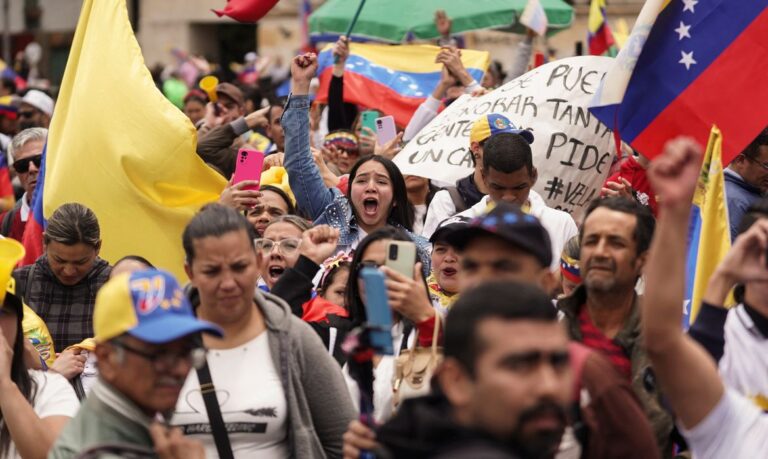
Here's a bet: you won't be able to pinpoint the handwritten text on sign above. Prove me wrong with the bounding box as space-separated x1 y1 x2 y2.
394 56 617 218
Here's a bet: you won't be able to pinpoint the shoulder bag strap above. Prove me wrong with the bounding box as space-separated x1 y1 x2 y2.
445 186 468 213
196 361 234 459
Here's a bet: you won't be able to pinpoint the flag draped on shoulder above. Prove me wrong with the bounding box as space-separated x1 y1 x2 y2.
684 125 731 327
588 0 616 56
30 0 225 278
591 0 768 164
315 43 489 128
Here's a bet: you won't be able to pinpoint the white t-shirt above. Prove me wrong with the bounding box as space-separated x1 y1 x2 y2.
679 389 768 458
719 305 768 409
4 370 80 459
172 333 289 459
453 192 578 270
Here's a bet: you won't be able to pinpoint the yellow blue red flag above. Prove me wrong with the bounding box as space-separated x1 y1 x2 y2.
315 43 489 127
684 125 731 326
25 0 225 278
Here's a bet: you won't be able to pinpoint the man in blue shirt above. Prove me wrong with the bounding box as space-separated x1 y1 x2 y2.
724 128 768 240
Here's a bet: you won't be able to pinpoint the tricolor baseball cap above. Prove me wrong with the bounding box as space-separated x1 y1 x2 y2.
94 269 222 344
469 114 533 145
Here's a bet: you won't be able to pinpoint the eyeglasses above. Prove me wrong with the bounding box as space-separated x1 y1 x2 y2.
112 339 206 371
18 111 36 119
12 154 42 174
254 237 301 255
744 155 768 170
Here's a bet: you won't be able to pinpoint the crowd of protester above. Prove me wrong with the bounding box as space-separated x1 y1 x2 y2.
0 8 766 459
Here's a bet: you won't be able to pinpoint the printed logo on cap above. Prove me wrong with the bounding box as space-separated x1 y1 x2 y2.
130 274 184 315
493 117 508 130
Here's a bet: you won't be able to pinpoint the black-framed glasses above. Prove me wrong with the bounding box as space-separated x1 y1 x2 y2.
13 154 42 174
112 339 206 371
254 237 301 255
744 155 768 171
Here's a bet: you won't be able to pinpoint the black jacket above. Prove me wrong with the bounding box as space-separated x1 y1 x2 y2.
375 393 520 459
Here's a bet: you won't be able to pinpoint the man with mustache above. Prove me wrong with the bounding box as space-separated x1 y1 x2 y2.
557 196 674 457
49 269 222 458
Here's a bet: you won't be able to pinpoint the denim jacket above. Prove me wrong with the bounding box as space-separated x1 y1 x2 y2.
282 94 431 271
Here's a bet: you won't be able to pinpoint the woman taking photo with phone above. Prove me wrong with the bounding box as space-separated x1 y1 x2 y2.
283 53 430 263
174 204 355 458
343 227 440 423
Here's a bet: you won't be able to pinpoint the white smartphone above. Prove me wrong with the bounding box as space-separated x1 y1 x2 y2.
385 240 416 279
375 115 397 145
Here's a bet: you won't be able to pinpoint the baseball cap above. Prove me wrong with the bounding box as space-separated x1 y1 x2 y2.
429 215 471 244
94 269 222 344
21 90 54 117
446 202 552 268
469 114 533 145
215 83 244 107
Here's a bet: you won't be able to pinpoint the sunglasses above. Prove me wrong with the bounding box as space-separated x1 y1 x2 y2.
13 154 42 174
254 237 301 255
18 111 36 119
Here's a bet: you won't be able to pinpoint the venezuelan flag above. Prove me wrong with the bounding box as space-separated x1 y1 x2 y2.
591 0 768 164
315 43 489 127
684 126 731 327
25 0 225 277
588 0 616 56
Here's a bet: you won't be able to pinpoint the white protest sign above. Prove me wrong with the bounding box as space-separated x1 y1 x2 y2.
394 56 617 219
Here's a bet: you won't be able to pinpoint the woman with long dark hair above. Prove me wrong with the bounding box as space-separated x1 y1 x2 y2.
282 53 430 263
343 227 439 423
0 273 79 459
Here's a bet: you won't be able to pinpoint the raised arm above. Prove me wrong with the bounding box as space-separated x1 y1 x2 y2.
283 53 339 219
642 137 724 429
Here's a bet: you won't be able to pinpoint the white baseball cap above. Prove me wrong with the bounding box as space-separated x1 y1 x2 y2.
21 90 54 117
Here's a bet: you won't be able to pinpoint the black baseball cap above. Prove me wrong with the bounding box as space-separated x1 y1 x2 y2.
429 216 472 245
446 202 552 268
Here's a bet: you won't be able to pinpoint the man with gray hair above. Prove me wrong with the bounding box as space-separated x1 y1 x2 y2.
1 127 46 241
13 202 111 350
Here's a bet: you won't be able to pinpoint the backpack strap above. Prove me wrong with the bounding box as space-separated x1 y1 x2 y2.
444 186 468 214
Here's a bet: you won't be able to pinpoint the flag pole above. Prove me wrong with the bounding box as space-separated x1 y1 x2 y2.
334 0 367 63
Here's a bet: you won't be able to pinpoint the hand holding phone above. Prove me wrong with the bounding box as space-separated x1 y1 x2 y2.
385 241 416 279
374 116 397 146
232 149 265 192
361 110 378 134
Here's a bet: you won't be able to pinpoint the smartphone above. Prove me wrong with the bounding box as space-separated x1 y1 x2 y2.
361 110 378 134
375 115 397 145
232 148 265 191
360 267 394 355
385 241 416 279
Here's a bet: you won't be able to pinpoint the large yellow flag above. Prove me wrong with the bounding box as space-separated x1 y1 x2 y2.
46 0 225 279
